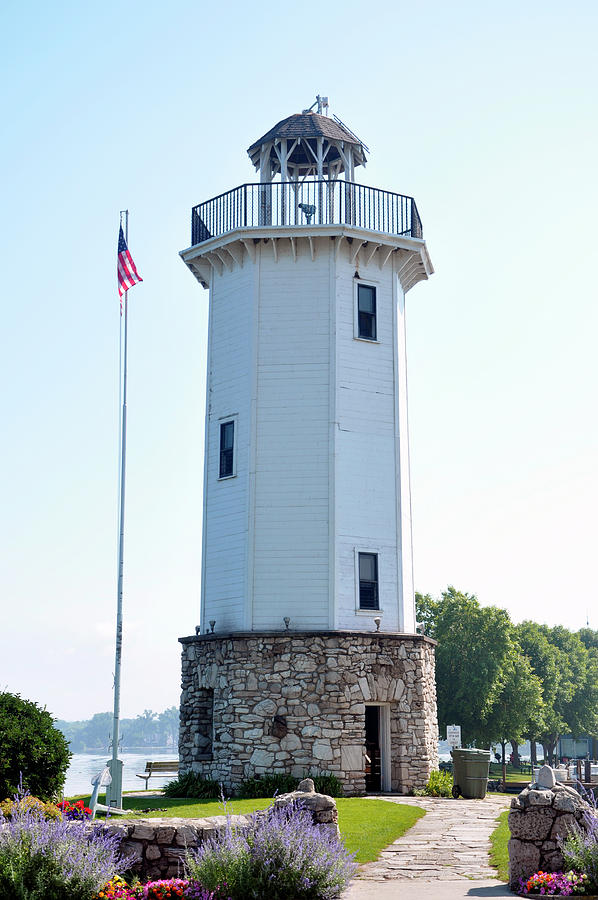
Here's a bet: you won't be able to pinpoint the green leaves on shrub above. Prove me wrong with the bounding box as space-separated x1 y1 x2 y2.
237 773 343 799
0 692 71 800
163 772 220 799
413 769 453 798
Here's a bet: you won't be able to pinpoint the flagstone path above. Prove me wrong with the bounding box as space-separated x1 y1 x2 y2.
354 793 511 882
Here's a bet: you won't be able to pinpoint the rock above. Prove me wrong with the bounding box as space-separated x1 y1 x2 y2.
553 792 577 813
146 844 162 861
537 764 556 789
253 699 277 716
527 789 553 807
280 733 301 752
132 822 156 841
508 838 540 890
550 813 577 841
297 778 315 793
313 740 333 761
249 748 274 767
508 807 554 841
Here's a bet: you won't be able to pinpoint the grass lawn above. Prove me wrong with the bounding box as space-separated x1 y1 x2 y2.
489 809 509 881
72 794 424 865
488 763 532 783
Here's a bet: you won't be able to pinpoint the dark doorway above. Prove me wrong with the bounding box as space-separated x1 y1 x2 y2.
365 705 381 792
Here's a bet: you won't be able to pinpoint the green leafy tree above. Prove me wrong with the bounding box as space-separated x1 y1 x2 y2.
158 706 180 749
578 628 598 652
479 642 543 756
0 692 71 800
417 587 515 745
516 622 598 763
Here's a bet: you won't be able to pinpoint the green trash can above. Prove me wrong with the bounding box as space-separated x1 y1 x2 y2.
452 748 491 799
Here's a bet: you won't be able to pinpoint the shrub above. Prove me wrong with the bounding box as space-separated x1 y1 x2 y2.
310 774 343 798
0 692 71 800
413 769 453 798
186 801 357 899
560 810 598 891
236 774 297 799
163 773 221 799
0 795 62 821
236 772 343 799
0 788 129 900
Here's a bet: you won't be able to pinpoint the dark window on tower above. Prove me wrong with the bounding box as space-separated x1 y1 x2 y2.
219 420 235 478
359 552 379 609
357 284 377 340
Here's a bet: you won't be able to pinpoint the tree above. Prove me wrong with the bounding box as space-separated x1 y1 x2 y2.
417 587 515 745
516 622 598 764
0 692 71 800
159 706 180 749
478 642 543 759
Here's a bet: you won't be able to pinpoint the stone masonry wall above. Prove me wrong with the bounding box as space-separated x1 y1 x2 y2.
508 780 594 890
101 782 337 881
179 631 438 795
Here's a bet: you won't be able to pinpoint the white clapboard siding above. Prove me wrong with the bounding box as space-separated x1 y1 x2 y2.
201 264 253 633
199 232 418 635
251 247 331 630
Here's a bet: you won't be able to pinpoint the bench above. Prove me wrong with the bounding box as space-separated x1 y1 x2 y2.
135 760 179 790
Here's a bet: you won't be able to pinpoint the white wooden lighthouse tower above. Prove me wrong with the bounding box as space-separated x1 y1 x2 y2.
179 102 438 795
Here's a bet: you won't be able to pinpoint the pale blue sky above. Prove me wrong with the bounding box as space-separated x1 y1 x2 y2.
1 0 596 721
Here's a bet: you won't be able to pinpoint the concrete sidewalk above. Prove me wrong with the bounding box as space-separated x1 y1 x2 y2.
341 794 513 899
344 878 512 899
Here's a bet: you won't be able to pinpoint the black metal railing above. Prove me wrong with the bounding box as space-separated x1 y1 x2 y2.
191 180 423 246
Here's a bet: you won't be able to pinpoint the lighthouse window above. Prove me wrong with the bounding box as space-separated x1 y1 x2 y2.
359 552 379 610
219 420 235 478
357 284 377 340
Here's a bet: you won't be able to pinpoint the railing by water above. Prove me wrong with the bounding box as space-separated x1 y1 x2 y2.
191 180 423 246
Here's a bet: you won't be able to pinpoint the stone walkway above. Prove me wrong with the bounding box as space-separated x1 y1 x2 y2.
354 794 511 882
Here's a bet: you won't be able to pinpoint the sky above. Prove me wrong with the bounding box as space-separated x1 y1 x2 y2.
1 0 596 722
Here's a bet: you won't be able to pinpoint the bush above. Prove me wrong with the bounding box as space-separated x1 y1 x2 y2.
310 774 343 798
186 801 356 900
0 788 129 900
0 692 71 800
236 772 343 799
413 769 453 798
236 774 297 799
0 795 62 821
163 773 221 799
561 811 598 891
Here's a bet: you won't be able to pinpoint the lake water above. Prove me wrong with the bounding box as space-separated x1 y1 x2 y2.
64 751 178 796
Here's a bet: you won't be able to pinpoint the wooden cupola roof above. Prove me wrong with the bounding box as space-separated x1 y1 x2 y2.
247 111 368 181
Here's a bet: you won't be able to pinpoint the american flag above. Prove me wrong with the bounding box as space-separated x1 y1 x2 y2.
117 225 142 312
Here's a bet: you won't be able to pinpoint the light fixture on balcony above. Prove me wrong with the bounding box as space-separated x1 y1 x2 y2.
374 617 381 632
283 616 290 630
298 203 316 224
209 620 216 634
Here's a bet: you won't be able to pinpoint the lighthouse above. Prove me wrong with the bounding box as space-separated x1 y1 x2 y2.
179 101 438 794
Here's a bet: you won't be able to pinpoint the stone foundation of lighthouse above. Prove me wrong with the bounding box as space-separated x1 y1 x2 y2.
179 630 438 795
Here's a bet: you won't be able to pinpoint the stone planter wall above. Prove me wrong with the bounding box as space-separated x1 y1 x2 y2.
102 782 338 881
508 781 594 890
179 630 438 795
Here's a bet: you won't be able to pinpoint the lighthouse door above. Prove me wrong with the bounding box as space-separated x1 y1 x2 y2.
365 705 381 792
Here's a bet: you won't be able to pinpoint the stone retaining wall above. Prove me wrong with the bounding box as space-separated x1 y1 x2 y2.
179 630 438 796
104 782 338 881
508 778 594 890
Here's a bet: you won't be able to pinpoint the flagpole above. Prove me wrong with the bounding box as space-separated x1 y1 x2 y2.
108 209 129 808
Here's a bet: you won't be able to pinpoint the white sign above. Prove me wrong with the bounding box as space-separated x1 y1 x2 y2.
447 724 461 748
